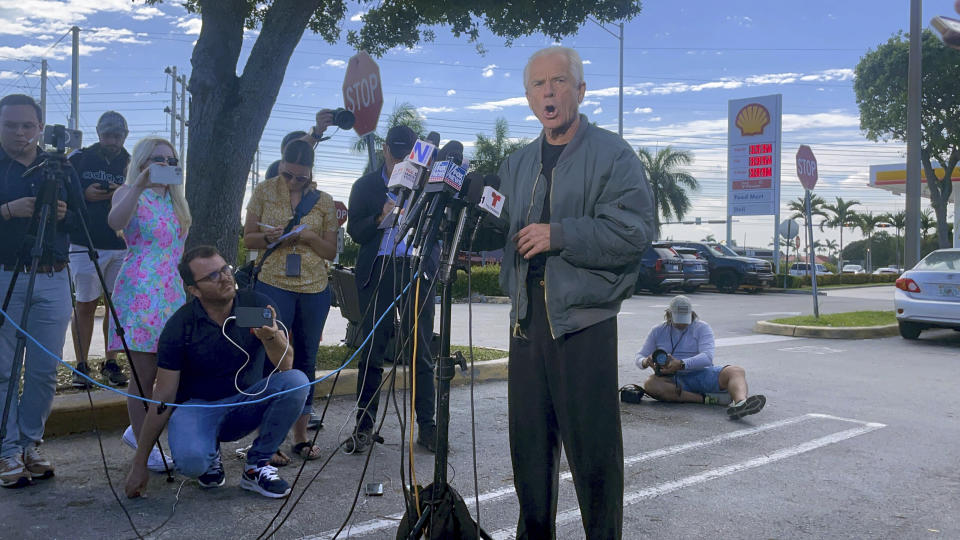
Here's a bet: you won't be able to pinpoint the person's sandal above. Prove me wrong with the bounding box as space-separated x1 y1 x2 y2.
291 442 322 460
270 450 291 467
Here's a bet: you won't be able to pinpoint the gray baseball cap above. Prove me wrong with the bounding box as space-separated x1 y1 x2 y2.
97 111 128 135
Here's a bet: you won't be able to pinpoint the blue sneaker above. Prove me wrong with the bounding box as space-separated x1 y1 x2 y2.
197 450 224 488
240 460 290 498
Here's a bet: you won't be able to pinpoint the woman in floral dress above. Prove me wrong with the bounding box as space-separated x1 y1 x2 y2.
108 137 191 472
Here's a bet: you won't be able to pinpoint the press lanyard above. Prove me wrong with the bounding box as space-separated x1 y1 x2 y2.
669 325 689 355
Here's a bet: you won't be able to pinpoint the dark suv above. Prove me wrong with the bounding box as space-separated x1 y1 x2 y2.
635 242 685 294
670 241 774 293
674 247 710 293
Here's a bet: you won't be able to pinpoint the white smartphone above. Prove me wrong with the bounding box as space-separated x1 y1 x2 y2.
149 162 183 185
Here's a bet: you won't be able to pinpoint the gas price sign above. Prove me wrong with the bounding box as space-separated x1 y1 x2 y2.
727 95 782 216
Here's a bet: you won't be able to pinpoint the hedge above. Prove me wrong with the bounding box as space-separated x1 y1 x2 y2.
450 264 504 298
774 273 899 288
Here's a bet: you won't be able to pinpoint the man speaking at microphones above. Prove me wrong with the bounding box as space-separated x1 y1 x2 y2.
476 46 653 539
346 125 439 454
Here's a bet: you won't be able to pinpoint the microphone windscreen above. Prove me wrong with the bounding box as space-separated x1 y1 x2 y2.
438 141 464 166
483 174 501 191
427 131 441 146
465 173 485 204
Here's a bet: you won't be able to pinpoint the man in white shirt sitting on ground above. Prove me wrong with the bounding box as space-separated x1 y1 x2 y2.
636 295 766 419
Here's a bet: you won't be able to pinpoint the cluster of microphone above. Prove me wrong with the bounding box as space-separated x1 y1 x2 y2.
383 131 506 282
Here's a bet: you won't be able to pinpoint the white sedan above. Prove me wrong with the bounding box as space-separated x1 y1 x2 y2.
894 248 960 339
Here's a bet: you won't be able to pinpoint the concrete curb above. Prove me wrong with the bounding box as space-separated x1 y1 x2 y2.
753 320 899 339
44 357 509 438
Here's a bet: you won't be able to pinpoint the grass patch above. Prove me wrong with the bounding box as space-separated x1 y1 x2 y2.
770 310 896 327
315 344 507 370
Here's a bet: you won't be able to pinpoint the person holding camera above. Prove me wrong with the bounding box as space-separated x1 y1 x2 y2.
67 111 131 388
636 295 766 419
264 108 345 180
107 137 191 473
0 94 83 488
123 245 306 499
243 139 338 462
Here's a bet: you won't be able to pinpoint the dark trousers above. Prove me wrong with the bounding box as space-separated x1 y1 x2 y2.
508 280 623 540
355 256 436 433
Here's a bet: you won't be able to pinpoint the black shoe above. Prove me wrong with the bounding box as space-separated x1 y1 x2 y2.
240 460 290 498
727 394 766 420
306 414 323 431
198 450 225 488
72 362 92 389
343 428 374 455
416 424 437 453
100 360 128 386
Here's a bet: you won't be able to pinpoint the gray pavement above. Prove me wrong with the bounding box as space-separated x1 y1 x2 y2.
6 286 960 539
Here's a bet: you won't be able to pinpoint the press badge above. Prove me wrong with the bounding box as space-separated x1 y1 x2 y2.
285 253 301 277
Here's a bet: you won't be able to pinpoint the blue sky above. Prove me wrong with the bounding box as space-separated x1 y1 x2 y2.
1 0 956 249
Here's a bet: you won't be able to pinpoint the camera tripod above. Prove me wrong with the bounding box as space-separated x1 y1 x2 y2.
0 138 173 480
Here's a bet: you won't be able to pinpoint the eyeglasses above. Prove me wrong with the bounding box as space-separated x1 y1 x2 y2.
194 264 234 284
280 171 311 183
149 156 179 166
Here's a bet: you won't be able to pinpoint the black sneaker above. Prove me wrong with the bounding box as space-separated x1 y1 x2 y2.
241 460 290 498
343 428 373 455
416 424 437 453
100 360 129 386
727 394 767 420
198 450 225 488
72 362 92 389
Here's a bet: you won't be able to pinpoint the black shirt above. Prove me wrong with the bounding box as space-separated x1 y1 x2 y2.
68 143 129 250
157 291 282 403
527 140 566 281
265 160 280 181
0 146 82 267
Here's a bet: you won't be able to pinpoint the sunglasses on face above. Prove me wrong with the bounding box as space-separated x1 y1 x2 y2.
280 171 311 183
149 156 179 166
194 264 234 284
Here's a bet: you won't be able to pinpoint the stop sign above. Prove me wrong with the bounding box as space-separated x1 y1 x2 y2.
342 52 383 137
334 200 348 227
796 145 818 190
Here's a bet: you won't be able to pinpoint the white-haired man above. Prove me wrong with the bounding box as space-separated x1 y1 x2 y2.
477 46 654 539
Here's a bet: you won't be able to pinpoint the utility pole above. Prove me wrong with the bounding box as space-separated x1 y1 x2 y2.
69 26 79 131
39 59 47 123
164 66 178 150
589 18 625 137
178 73 187 160
905 0 922 267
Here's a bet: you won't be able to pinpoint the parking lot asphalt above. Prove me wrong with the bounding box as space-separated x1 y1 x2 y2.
5 285 959 539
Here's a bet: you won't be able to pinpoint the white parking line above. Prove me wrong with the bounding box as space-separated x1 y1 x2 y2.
715 334 798 347
749 311 802 317
304 413 872 539
491 418 885 540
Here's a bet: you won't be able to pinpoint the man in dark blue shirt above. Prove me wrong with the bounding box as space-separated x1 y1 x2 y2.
124 245 307 499
0 94 82 489
68 110 131 388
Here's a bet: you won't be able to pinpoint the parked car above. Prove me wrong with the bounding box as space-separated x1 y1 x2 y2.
635 242 685 294
788 262 834 276
670 241 774 293
873 267 900 275
894 248 960 339
842 264 865 274
674 247 710 293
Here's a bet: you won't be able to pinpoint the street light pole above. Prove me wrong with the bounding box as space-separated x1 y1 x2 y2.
590 18 625 137
905 0 922 267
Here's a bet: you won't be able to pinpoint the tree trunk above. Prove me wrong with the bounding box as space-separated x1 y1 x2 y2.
184 0 323 264
920 150 957 249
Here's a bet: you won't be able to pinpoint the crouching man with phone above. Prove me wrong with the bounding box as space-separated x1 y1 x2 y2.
124 245 308 499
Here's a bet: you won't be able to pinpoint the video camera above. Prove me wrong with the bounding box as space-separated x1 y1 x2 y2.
43 124 82 154
330 108 355 131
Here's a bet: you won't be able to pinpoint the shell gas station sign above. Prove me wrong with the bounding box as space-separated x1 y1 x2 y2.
727 94 782 217
869 163 960 197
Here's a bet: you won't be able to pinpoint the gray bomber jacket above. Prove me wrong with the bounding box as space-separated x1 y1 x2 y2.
496 114 654 338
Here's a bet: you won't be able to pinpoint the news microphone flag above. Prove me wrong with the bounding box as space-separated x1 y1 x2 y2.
406 139 437 167
427 161 466 193
479 186 505 218
387 161 419 192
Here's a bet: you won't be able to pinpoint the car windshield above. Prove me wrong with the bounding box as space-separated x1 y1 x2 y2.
708 243 738 256
914 251 960 271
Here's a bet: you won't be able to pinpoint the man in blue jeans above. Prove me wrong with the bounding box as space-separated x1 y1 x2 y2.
124 245 307 498
637 295 766 419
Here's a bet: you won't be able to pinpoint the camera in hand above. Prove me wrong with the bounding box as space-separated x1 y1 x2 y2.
235 307 274 328
652 348 670 375
148 162 183 185
43 124 82 153
331 108 356 130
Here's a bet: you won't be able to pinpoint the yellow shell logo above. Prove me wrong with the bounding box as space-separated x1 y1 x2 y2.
735 103 770 136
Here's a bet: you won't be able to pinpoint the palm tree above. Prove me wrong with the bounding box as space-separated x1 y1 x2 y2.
920 209 936 238
702 233 717 242
821 197 860 275
636 146 700 239
352 102 427 173
823 238 838 262
471 117 529 177
787 194 826 265
854 211 882 272
879 210 906 270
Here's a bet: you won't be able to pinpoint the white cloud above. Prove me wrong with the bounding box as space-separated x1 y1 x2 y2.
349 10 367 22
0 43 104 60
413 77 422 84
649 117 662 122
584 68 855 99
466 96 527 111
582 100 600 106
177 17 202 35
55 80 88 91
504 72 511 78
482 64 497 78
726 15 753 27
525 115 539 122
0 68 67 80
582 60 592 65
0 0 164 36
417 106 455 116
633 107 653 114
324 59 346 69
131 6 164 20
446 89 456 96
83 27 150 45
592 107 603 115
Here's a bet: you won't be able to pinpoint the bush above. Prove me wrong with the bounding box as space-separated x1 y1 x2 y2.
798 273 898 286
451 264 504 298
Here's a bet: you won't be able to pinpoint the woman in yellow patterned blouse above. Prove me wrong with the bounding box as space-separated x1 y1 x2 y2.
242 140 338 461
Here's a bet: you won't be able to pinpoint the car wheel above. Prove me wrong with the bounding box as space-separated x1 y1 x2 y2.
898 321 922 340
682 285 699 293
715 273 740 294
